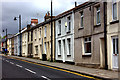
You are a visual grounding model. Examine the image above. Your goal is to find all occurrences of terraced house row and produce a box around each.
[1,1,120,71]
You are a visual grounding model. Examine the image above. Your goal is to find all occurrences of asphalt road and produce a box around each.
[0,55,98,80]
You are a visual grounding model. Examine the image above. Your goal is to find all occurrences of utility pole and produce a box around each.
[6,29,7,55]
[19,15,22,57]
[51,0,53,62]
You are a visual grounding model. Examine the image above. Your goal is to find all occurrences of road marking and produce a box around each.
[16,64,22,68]
[10,62,14,64]
[41,76,51,80]
[25,68,36,74]
[5,56,101,80]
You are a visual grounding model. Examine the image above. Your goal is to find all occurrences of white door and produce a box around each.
[112,37,118,69]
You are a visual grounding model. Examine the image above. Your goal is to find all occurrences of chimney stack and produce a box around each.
[75,2,77,7]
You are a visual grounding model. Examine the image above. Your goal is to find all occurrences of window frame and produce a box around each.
[96,6,100,25]
[44,26,47,37]
[35,46,38,55]
[58,40,61,55]
[80,11,84,28]
[112,36,118,55]
[84,37,91,55]
[58,20,61,35]
[112,0,117,20]
[67,16,71,32]
[67,38,71,55]
[44,42,46,54]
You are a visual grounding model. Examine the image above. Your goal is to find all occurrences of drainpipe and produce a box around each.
[51,0,53,62]
[104,2,108,70]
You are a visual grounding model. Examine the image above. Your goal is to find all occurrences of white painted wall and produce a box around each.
[55,12,74,62]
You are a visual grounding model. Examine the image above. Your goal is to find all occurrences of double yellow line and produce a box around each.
[5,55,101,80]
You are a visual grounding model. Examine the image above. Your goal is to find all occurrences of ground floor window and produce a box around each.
[35,46,38,55]
[84,37,91,54]
[67,38,71,55]
[58,40,61,55]
[112,37,118,54]
[44,43,46,54]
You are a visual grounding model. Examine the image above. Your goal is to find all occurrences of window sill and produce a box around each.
[110,20,119,24]
[82,54,91,57]
[94,23,101,27]
[78,27,84,30]
[67,31,71,34]
[58,55,61,57]
[67,54,71,57]
[58,33,61,36]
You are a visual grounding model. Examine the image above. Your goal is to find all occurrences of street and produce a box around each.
[0,55,98,80]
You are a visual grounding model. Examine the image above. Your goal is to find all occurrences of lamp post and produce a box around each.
[14,15,22,57]
[3,29,7,55]
[51,0,53,62]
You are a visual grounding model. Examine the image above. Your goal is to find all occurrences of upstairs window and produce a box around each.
[58,20,61,35]
[40,28,41,38]
[28,32,29,42]
[67,16,71,32]
[96,6,100,24]
[80,11,84,28]
[112,0,117,20]
[44,26,47,37]
[31,31,33,41]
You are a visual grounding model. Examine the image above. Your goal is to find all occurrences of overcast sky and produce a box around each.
[0,0,88,36]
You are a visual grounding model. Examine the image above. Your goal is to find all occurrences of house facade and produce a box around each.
[107,1,119,70]
[74,2,106,68]
[8,36,14,55]
[14,33,18,56]
[55,9,74,62]
[32,12,55,60]
[22,27,28,57]
[27,26,34,58]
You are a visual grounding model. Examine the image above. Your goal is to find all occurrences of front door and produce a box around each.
[112,37,118,69]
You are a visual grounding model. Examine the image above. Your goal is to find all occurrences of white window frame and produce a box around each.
[58,40,61,55]
[44,26,47,37]
[84,37,91,55]
[67,16,71,32]
[80,11,84,28]
[112,0,117,20]
[112,36,118,55]
[67,38,71,55]
[35,46,38,55]
[44,42,46,54]
[39,28,41,38]
[96,6,100,25]
[35,30,37,39]
[58,20,61,35]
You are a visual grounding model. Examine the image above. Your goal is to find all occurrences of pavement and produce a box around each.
[1,54,119,80]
